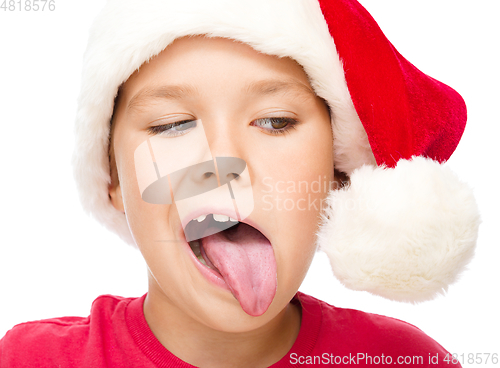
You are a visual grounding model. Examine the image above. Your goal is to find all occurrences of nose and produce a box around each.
[203,118,247,186]
[168,157,246,201]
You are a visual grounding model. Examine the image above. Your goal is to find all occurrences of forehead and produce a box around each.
[118,36,316,112]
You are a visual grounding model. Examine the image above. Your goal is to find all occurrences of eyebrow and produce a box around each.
[126,78,316,112]
[245,79,316,99]
[127,84,198,112]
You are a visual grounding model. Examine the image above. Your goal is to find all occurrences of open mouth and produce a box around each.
[183,214,277,317]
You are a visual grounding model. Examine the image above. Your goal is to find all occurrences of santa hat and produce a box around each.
[72,0,480,302]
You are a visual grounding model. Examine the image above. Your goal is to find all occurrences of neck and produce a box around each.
[143,277,301,368]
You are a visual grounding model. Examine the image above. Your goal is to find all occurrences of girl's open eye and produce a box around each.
[251,117,299,135]
[147,120,197,137]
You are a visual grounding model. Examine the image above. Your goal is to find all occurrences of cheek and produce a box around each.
[114,131,183,247]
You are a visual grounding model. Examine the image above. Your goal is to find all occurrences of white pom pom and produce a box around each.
[317,156,480,302]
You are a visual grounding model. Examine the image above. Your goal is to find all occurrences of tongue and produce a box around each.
[200,223,277,316]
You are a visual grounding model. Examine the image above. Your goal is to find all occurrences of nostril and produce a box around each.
[203,172,215,179]
[216,157,246,186]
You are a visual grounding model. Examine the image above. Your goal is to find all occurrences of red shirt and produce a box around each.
[0,292,460,367]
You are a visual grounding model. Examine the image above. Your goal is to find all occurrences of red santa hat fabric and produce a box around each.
[320,0,467,166]
[72,0,480,302]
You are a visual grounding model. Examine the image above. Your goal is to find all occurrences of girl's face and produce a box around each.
[109,36,334,332]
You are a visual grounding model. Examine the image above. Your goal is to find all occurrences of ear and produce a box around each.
[109,181,125,213]
[108,154,125,213]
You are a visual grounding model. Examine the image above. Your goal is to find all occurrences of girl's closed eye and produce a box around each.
[147,119,197,137]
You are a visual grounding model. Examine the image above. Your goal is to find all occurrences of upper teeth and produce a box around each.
[195,215,207,222]
[213,214,229,222]
[194,214,238,223]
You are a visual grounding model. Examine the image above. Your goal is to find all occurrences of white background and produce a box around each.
[0,1,499,366]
